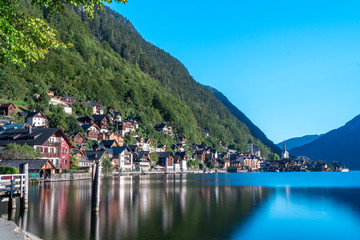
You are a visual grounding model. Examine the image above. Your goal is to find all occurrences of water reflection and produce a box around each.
[0,175,269,240]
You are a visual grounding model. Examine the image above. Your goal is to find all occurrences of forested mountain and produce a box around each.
[277,135,323,151]
[291,115,360,169]
[205,86,281,155]
[0,1,274,156]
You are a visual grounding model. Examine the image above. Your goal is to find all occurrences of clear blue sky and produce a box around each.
[107,0,360,143]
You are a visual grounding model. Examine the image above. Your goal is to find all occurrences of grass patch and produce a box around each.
[0,99,28,106]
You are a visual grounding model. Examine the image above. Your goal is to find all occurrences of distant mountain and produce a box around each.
[205,86,281,155]
[290,114,360,169]
[277,135,323,151]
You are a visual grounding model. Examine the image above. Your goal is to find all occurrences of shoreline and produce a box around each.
[0,218,41,240]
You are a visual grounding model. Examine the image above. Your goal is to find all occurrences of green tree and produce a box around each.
[48,105,68,131]
[101,156,113,176]
[206,161,216,169]
[0,166,19,174]
[0,0,127,66]
[271,153,280,161]
[1,143,41,159]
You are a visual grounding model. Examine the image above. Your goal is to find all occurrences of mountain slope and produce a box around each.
[291,115,360,169]
[277,135,323,151]
[0,1,274,156]
[205,86,281,155]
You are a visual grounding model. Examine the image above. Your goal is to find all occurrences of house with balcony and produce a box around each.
[174,152,188,171]
[81,124,101,141]
[87,101,104,115]
[0,127,72,170]
[157,152,174,170]
[19,111,48,128]
[112,146,134,171]
[118,121,135,137]
[134,151,151,170]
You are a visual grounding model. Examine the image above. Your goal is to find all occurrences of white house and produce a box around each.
[49,99,72,114]
[112,146,133,171]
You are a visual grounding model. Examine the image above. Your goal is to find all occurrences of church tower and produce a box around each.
[248,140,254,155]
[281,140,289,159]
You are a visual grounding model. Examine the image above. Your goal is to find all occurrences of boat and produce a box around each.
[341,168,350,172]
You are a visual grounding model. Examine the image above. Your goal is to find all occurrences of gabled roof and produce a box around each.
[0,103,15,108]
[101,140,117,148]
[0,159,55,171]
[85,150,107,161]
[92,114,109,121]
[81,124,100,131]
[157,152,173,159]
[175,151,187,160]
[136,151,150,159]
[0,123,26,134]
[128,145,138,152]
[0,128,71,146]
[112,146,132,155]
[19,111,47,119]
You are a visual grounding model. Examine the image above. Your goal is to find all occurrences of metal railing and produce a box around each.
[0,174,27,198]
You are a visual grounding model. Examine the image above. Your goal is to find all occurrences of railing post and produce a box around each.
[92,161,101,212]
[20,163,29,209]
[8,176,16,210]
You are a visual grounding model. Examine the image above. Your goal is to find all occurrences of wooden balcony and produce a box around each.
[42,152,60,158]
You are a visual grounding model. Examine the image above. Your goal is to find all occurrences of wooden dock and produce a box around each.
[0,163,28,210]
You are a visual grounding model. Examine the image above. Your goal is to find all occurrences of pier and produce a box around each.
[0,163,28,211]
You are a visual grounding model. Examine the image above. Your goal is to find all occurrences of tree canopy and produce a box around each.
[0,0,126,66]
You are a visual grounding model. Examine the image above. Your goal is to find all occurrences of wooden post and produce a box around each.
[92,161,101,212]
[8,176,16,210]
[20,163,29,209]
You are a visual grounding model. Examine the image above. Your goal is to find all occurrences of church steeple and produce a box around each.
[283,140,286,152]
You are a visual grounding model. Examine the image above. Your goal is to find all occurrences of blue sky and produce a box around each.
[107,0,360,143]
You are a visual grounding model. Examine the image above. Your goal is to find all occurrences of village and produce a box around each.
[0,92,343,180]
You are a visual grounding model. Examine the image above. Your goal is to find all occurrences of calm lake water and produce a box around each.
[1,172,360,240]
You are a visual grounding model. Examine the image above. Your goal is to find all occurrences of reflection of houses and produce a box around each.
[19,111,48,127]
[134,151,151,170]
[157,152,174,170]
[0,127,71,170]
[112,146,134,171]
[0,159,56,179]
[0,103,16,116]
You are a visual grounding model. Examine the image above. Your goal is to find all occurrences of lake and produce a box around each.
[1,172,360,240]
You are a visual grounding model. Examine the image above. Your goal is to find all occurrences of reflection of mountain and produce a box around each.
[0,176,270,240]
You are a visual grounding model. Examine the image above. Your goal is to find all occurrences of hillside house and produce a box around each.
[174,152,188,171]
[155,122,173,134]
[134,151,151,170]
[62,96,77,106]
[0,103,16,116]
[157,152,174,170]
[19,111,48,128]
[88,101,104,115]
[99,132,123,146]
[0,127,72,170]
[72,132,87,147]
[112,146,134,171]
[81,124,101,141]
[49,98,72,114]
[118,121,135,137]
[135,137,151,151]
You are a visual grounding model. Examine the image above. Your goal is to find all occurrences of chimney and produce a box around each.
[28,126,32,134]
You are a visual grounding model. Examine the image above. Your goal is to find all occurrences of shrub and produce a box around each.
[0,166,19,174]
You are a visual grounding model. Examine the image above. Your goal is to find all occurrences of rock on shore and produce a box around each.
[0,218,41,240]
